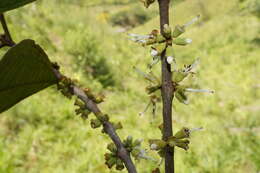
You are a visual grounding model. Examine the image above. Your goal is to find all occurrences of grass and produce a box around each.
[0,0,259,172]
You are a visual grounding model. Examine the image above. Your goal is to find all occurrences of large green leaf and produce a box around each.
[0,0,36,13]
[0,39,58,113]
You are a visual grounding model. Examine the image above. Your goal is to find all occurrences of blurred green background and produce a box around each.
[0,0,259,172]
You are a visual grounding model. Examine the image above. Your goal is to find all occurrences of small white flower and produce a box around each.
[185,38,192,44]
[151,49,158,57]
[166,56,174,64]
[150,144,158,150]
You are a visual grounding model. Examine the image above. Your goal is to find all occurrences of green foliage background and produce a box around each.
[0,0,259,172]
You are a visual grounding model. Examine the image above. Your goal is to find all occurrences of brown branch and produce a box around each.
[0,13,15,48]
[158,0,175,173]
[52,69,138,173]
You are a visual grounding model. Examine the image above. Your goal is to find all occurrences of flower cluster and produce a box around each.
[105,136,154,170]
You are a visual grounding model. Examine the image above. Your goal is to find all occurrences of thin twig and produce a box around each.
[0,13,15,48]
[52,69,138,173]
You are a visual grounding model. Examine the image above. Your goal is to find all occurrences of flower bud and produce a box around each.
[149,139,167,151]
[75,108,84,115]
[96,113,109,122]
[156,34,166,43]
[107,143,117,153]
[90,118,102,129]
[152,43,167,55]
[126,136,133,145]
[81,109,91,119]
[115,159,124,170]
[172,25,185,38]
[105,157,117,168]
[112,122,123,130]
[140,0,155,8]
[145,85,161,94]
[83,88,95,100]
[173,38,192,46]
[74,99,85,108]
[133,139,142,147]
[172,70,188,83]
[174,127,190,139]
[175,88,189,105]
[163,24,172,39]
[131,148,141,158]
[93,94,105,104]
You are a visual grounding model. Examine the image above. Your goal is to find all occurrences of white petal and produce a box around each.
[185,38,192,44]
[151,49,158,57]
[167,56,174,64]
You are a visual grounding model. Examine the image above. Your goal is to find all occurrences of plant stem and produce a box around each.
[158,0,175,173]
[0,13,15,48]
[52,69,138,173]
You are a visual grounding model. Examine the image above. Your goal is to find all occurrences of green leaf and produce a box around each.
[0,39,58,113]
[0,0,36,13]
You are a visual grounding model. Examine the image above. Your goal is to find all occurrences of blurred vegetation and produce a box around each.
[0,0,259,172]
[109,5,155,29]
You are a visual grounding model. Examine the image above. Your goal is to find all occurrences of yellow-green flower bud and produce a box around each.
[175,89,188,105]
[172,25,185,38]
[106,157,117,168]
[107,143,117,153]
[112,122,123,130]
[74,99,85,108]
[172,70,188,83]
[163,24,172,39]
[174,127,190,139]
[93,94,105,104]
[90,118,102,129]
[145,85,161,94]
[152,43,167,55]
[131,148,141,158]
[96,114,109,122]
[173,38,192,46]
[115,159,124,170]
[133,139,142,147]
[148,139,167,150]
[156,34,166,43]
[175,142,189,151]
[81,109,91,119]
[75,108,83,115]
